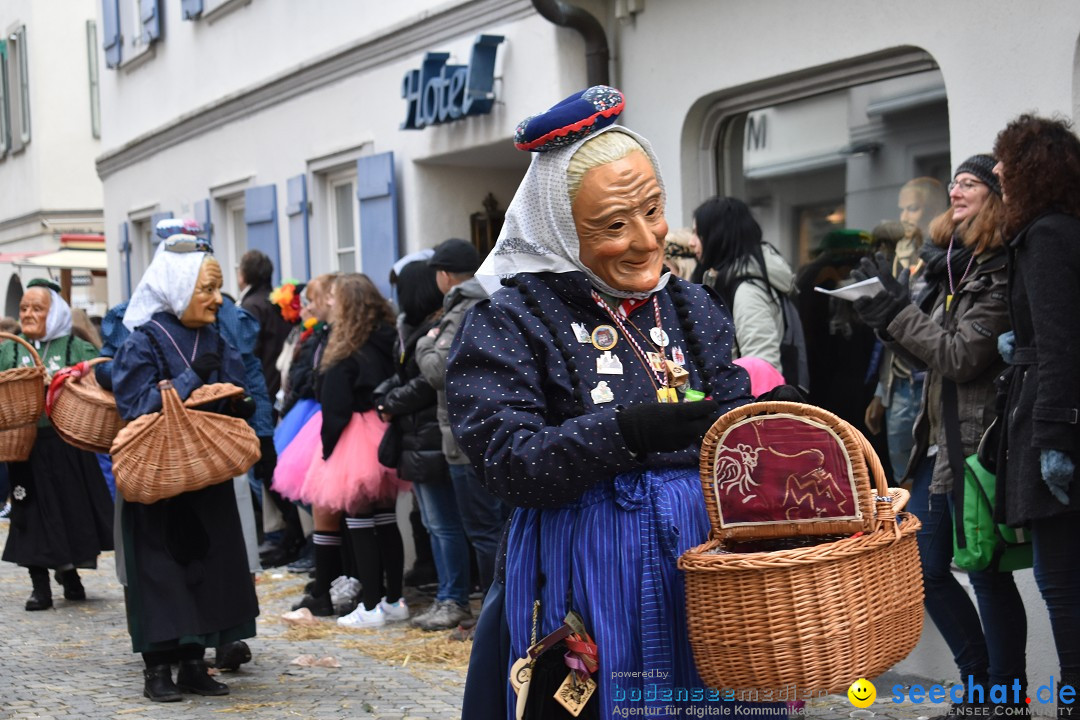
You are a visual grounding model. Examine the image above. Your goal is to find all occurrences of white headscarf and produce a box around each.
[32,285,72,343]
[475,124,671,300]
[123,241,209,331]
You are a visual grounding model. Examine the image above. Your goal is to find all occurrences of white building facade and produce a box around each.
[0,0,105,318]
[95,0,1080,690]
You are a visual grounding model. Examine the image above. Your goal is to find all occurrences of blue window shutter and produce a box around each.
[102,0,122,68]
[194,198,212,245]
[118,222,132,299]
[150,210,173,245]
[356,152,399,300]
[140,0,162,43]
[244,184,281,287]
[181,0,203,20]
[286,174,310,281]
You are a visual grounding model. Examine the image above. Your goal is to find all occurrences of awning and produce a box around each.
[15,248,108,271]
[0,250,50,263]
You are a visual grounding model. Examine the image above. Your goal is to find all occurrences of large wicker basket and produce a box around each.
[111,380,261,504]
[678,401,923,694]
[0,332,46,429]
[47,357,127,453]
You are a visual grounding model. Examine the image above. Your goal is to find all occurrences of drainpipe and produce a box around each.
[531,0,610,87]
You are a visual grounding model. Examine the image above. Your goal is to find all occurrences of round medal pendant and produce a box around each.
[649,327,670,347]
[590,325,618,351]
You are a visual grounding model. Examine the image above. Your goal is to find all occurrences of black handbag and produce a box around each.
[377,421,403,469]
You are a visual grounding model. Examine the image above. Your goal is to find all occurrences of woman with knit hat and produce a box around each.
[851,153,1026,718]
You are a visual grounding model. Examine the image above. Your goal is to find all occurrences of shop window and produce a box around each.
[707,63,951,444]
[86,21,101,139]
[714,68,950,265]
[4,25,30,152]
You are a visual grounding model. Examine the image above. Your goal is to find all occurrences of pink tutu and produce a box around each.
[272,411,323,502]
[275,410,407,513]
[733,356,785,397]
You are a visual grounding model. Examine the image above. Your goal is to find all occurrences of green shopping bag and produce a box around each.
[952,453,1032,573]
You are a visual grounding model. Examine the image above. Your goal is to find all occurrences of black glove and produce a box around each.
[850,253,910,331]
[191,351,222,382]
[616,399,720,455]
[94,362,114,391]
[254,436,277,480]
[756,384,808,403]
[227,395,256,420]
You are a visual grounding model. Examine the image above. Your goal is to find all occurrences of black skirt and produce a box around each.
[121,480,259,653]
[2,426,114,569]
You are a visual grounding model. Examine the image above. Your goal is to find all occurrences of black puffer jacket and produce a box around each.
[374,314,446,484]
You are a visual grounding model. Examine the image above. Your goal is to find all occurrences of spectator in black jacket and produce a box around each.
[376,261,472,632]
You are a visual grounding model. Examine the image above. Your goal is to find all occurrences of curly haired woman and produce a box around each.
[993,114,1080,714]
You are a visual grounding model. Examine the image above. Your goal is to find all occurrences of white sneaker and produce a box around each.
[336,604,386,629]
[330,577,361,605]
[378,597,409,622]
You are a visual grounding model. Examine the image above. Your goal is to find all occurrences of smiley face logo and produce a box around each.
[848,678,876,708]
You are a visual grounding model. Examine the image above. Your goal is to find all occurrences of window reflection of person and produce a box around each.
[866,177,948,481]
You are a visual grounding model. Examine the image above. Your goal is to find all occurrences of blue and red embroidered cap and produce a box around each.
[514,85,625,152]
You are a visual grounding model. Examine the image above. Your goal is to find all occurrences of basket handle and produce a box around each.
[85,356,112,368]
[0,331,44,370]
[184,382,245,408]
[856,429,907,538]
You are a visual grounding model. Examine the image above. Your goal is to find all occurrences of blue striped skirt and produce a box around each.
[503,466,788,716]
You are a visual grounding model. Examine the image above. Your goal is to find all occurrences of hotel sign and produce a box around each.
[401,34,504,130]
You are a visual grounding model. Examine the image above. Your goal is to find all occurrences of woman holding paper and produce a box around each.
[851,154,1025,716]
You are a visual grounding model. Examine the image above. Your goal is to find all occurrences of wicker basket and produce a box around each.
[111,380,261,504]
[0,332,46,430]
[0,423,37,462]
[678,401,924,694]
[48,357,127,453]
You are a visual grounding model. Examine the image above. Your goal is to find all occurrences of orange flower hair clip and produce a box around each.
[270,280,304,324]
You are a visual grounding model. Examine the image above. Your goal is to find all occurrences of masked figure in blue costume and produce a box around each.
[110,237,259,702]
[447,87,786,718]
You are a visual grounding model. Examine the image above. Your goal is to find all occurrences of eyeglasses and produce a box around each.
[948,179,985,193]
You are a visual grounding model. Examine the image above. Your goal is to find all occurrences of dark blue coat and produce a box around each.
[446,272,751,509]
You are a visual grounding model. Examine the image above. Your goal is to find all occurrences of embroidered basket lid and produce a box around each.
[513,85,625,152]
[699,402,876,541]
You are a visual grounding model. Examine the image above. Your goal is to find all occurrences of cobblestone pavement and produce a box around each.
[4,521,1050,720]
[0,523,468,720]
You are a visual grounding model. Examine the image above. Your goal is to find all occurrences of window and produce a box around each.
[4,25,30,151]
[328,171,359,272]
[224,196,246,295]
[86,21,100,139]
[0,40,9,155]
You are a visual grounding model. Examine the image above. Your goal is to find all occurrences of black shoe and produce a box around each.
[291,592,334,616]
[25,590,53,611]
[403,562,438,588]
[214,641,252,671]
[143,664,182,702]
[176,659,229,696]
[55,569,86,601]
[303,579,316,595]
